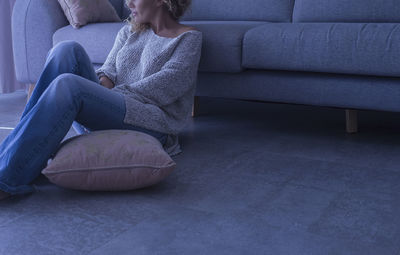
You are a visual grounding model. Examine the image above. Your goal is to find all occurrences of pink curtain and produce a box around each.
[0,0,28,94]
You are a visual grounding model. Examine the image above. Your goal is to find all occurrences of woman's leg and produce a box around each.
[0,41,168,196]
[0,40,90,197]
[0,74,87,196]
[23,40,98,136]
[0,40,99,156]
[0,73,167,196]
[20,40,100,120]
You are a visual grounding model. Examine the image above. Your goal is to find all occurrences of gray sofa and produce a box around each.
[12,0,400,133]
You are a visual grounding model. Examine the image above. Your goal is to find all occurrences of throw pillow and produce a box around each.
[57,0,121,29]
[41,129,176,191]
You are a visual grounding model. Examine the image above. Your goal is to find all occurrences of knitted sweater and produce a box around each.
[95,24,203,157]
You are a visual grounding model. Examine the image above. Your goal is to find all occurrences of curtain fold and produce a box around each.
[0,0,28,94]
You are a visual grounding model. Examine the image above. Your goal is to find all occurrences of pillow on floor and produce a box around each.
[41,130,176,191]
[57,0,121,29]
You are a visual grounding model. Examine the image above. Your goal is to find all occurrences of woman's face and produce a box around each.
[127,0,159,23]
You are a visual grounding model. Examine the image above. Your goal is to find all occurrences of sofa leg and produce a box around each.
[27,83,35,104]
[192,96,199,117]
[345,109,358,133]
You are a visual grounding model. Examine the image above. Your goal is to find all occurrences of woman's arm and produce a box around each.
[95,25,130,84]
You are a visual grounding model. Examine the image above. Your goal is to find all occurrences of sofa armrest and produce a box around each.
[12,0,69,83]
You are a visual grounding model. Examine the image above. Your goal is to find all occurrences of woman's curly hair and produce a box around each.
[123,0,193,34]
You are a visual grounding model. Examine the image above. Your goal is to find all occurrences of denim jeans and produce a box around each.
[0,40,168,196]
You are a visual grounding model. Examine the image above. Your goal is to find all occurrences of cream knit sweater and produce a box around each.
[95,24,203,157]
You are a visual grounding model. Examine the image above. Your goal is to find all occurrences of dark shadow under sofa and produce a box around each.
[12,0,400,134]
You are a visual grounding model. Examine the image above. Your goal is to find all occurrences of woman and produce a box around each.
[0,0,203,200]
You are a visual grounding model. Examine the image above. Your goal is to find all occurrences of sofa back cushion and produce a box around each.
[293,0,400,22]
[121,0,294,22]
[119,0,292,22]
[183,0,294,22]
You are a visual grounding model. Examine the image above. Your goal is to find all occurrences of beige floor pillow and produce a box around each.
[41,130,176,191]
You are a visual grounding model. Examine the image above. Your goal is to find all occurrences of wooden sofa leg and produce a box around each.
[27,83,35,104]
[345,109,358,133]
[192,96,199,117]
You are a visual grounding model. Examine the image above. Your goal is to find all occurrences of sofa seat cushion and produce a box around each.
[242,23,400,78]
[54,21,269,73]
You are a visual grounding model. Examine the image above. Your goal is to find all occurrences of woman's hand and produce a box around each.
[99,76,115,89]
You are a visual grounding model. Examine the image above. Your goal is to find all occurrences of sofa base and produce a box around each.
[26,83,358,134]
[192,96,200,117]
[345,109,358,133]
[27,83,35,104]
[190,95,359,134]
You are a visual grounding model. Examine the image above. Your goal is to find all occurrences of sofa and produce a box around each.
[12,0,400,134]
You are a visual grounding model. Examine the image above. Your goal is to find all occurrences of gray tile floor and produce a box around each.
[1,89,400,255]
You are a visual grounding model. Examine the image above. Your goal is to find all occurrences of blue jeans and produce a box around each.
[0,40,168,196]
